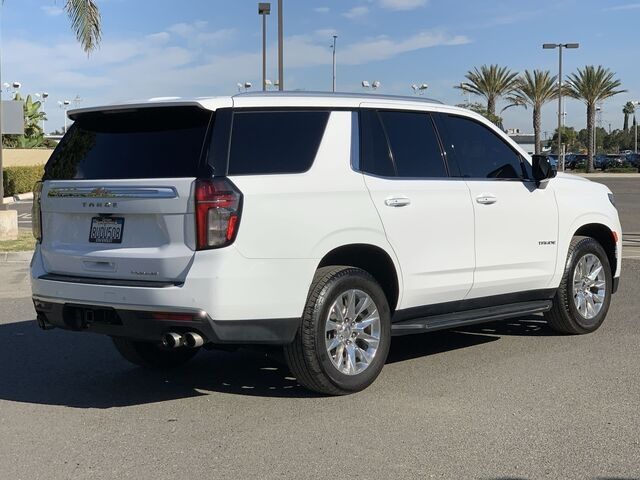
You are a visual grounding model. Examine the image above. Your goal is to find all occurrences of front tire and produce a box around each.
[112,337,200,369]
[284,266,391,395]
[545,236,612,334]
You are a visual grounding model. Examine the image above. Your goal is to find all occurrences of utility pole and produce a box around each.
[331,35,337,93]
[258,3,271,91]
[277,0,284,91]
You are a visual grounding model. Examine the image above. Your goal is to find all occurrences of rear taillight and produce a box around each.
[32,182,43,243]
[195,178,242,250]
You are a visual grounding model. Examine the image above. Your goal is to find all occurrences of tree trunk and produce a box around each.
[587,103,595,173]
[533,105,541,155]
[624,113,629,131]
[487,96,496,117]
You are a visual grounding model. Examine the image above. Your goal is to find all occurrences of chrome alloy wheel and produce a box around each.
[572,253,607,320]
[325,289,381,376]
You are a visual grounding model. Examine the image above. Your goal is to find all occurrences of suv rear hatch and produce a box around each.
[38,105,213,284]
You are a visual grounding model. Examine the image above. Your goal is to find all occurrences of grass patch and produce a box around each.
[0,229,36,252]
[605,167,638,173]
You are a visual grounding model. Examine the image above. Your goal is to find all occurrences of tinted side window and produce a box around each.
[228,111,330,175]
[360,109,395,177]
[442,115,523,179]
[378,111,447,178]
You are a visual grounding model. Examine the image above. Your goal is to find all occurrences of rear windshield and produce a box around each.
[44,106,213,180]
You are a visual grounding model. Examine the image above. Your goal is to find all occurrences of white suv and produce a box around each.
[31,92,622,395]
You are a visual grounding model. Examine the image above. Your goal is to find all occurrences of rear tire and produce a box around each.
[112,337,199,369]
[284,266,391,395]
[545,236,612,334]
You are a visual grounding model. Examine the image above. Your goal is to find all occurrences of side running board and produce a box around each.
[391,301,552,336]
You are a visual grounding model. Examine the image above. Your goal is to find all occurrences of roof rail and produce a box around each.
[233,90,443,105]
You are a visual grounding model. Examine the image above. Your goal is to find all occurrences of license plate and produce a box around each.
[89,217,124,244]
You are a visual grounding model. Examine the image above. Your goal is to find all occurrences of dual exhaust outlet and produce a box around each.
[162,331,204,349]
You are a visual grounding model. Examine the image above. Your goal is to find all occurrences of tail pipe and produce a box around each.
[184,332,204,348]
[161,332,204,349]
[162,332,184,349]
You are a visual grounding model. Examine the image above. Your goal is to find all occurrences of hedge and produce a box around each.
[2,165,45,197]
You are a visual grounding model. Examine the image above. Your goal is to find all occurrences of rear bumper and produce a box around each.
[32,295,300,345]
[32,244,317,321]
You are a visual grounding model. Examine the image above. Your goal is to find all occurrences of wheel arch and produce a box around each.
[317,244,401,313]
[573,223,618,278]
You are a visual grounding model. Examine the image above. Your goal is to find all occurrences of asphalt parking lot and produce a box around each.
[1,177,639,479]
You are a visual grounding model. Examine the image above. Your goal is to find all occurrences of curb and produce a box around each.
[14,192,34,201]
[575,173,640,178]
[0,251,33,263]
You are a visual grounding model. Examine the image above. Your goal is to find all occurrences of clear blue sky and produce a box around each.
[2,0,638,135]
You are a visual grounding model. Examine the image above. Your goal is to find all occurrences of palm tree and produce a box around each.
[0,1,101,201]
[456,64,519,117]
[506,70,558,154]
[565,66,626,172]
[1,1,101,53]
[623,101,635,131]
[65,0,102,53]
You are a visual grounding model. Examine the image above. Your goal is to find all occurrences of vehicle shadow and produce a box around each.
[487,477,639,480]
[0,314,556,408]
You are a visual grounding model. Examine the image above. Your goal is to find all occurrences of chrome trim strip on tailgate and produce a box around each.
[47,186,178,199]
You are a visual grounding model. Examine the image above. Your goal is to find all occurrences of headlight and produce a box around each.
[608,193,616,207]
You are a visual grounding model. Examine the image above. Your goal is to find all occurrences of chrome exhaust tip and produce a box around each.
[162,332,184,349]
[184,332,204,348]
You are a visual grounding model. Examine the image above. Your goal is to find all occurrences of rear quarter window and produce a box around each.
[227,110,330,175]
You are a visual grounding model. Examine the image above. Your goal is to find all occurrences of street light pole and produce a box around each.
[0,3,5,207]
[558,44,563,169]
[277,0,284,91]
[59,100,71,133]
[258,3,271,92]
[332,35,337,93]
[633,101,639,154]
[543,42,579,172]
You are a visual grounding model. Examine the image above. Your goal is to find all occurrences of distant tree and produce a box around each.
[565,66,626,172]
[623,101,635,131]
[549,126,579,152]
[456,102,503,128]
[456,64,519,117]
[506,70,558,154]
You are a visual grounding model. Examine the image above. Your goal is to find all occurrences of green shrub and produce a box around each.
[2,165,45,197]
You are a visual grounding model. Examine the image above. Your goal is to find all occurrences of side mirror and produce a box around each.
[532,155,557,188]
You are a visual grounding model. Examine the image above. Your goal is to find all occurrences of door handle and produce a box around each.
[475,194,497,205]
[385,197,411,207]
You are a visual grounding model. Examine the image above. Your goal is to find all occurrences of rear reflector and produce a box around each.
[150,312,196,322]
[32,182,43,243]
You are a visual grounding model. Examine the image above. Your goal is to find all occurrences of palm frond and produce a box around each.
[455,64,519,115]
[507,70,558,109]
[565,65,626,105]
[65,0,102,54]
[456,64,519,97]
